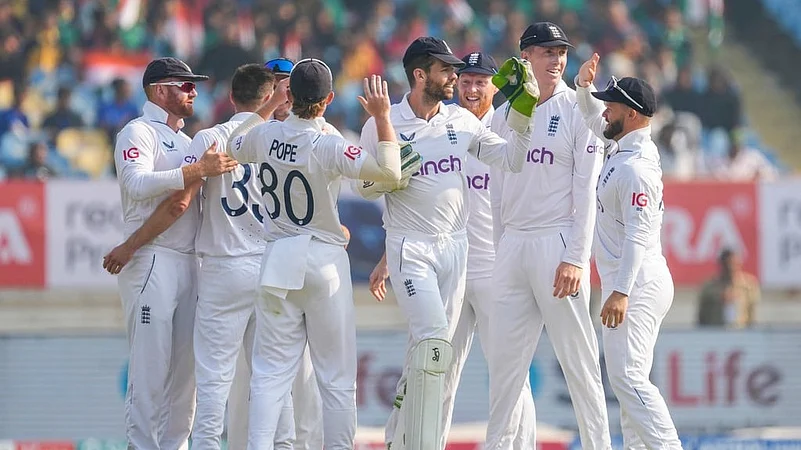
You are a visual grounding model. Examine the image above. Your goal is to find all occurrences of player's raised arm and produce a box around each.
[351,76,422,200]
[466,57,538,173]
[574,53,612,145]
[355,75,403,182]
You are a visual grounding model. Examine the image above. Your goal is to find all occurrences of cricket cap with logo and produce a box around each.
[289,58,333,103]
[519,22,574,50]
[591,76,657,117]
[457,52,498,76]
[142,57,209,87]
[403,37,466,68]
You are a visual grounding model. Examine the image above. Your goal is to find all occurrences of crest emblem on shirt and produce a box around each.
[445,123,457,145]
[399,132,416,143]
[163,140,177,151]
[547,115,560,137]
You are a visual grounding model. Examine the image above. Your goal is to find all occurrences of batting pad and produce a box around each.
[396,338,453,450]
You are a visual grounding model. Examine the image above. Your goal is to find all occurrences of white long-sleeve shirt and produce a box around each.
[114,101,198,253]
[575,82,670,296]
[183,112,267,257]
[490,81,603,269]
[359,94,530,237]
[231,114,364,246]
[465,107,495,280]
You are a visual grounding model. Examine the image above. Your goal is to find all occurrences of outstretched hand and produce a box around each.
[358,75,391,120]
[577,53,600,88]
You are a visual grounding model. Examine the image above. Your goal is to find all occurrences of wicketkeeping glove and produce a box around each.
[492,57,540,134]
[357,144,422,199]
[397,143,422,189]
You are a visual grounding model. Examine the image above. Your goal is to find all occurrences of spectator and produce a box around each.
[711,129,778,181]
[42,86,84,139]
[655,107,704,180]
[16,141,58,181]
[0,85,29,138]
[662,65,704,118]
[699,64,742,133]
[96,78,139,141]
[698,248,760,328]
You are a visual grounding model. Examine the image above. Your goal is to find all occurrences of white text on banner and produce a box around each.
[45,180,123,288]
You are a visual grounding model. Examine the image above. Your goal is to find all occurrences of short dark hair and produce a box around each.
[231,64,275,107]
[404,54,437,88]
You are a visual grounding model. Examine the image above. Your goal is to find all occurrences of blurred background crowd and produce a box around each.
[0,0,790,183]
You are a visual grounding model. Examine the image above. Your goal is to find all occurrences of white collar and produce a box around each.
[143,101,184,131]
[399,93,447,122]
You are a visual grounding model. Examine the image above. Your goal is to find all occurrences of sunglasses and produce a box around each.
[265,58,294,75]
[605,76,644,111]
[149,81,196,93]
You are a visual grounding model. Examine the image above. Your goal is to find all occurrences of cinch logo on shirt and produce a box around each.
[414,155,462,176]
[466,173,489,190]
[527,147,554,165]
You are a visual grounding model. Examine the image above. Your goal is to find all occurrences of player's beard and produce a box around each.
[459,93,493,119]
[424,77,453,103]
[603,118,624,140]
[166,91,194,118]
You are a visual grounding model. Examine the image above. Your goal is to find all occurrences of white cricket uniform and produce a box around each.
[357,94,531,446]
[231,114,365,450]
[440,106,533,449]
[114,101,199,450]
[576,83,681,449]
[486,81,611,450]
[185,112,321,450]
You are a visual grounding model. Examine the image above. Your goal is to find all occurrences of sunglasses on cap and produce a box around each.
[265,58,294,75]
[149,81,196,93]
[605,76,644,111]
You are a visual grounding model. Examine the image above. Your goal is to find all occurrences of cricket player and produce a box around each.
[355,37,539,450]
[367,51,534,448]
[106,57,237,450]
[183,64,294,450]
[227,59,410,449]
[226,57,324,450]
[485,22,612,450]
[576,53,682,449]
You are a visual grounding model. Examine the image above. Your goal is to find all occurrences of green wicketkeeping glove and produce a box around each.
[492,57,540,133]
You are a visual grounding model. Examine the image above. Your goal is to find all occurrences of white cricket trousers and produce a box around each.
[383,230,468,446]
[441,276,535,449]
[486,228,611,450]
[601,263,682,450]
[248,240,357,450]
[117,245,198,450]
[192,255,295,450]
[228,338,323,450]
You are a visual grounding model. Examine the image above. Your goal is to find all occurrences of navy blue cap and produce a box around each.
[457,52,498,76]
[403,37,466,68]
[592,76,657,117]
[142,57,208,87]
[519,22,574,50]
[289,58,333,103]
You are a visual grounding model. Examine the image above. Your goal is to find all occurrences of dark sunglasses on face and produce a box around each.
[605,76,644,111]
[265,58,294,75]
[149,81,197,93]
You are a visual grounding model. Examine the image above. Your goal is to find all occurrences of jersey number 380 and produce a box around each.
[221,162,315,227]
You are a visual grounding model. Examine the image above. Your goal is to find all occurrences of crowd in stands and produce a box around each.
[0,0,783,182]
